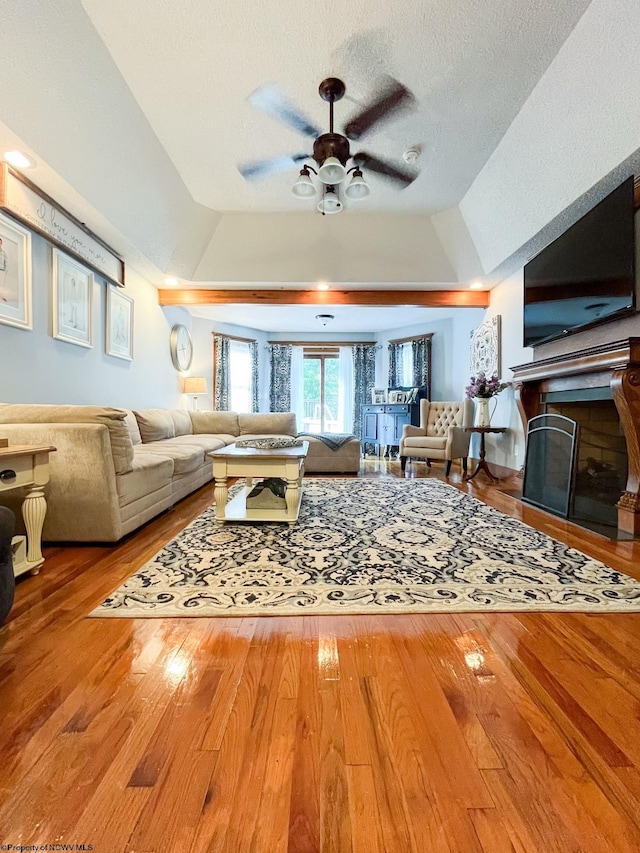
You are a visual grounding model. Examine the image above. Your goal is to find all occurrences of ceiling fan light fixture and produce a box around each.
[344,168,370,200]
[318,156,347,185]
[291,166,317,198]
[317,185,343,215]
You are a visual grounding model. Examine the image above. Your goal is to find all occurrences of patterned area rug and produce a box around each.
[91,479,640,617]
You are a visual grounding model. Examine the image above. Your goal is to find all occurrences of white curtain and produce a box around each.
[338,346,354,434]
[290,345,305,434]
[401,342,413,385]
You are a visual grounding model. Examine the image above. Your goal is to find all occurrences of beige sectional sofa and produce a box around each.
[0,405,361,542]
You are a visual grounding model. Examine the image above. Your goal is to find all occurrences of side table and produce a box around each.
[0,444,56,576]
[463,427,506,483]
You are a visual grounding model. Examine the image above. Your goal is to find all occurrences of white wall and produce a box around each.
[478,270,534,469]
[0,229,191,408]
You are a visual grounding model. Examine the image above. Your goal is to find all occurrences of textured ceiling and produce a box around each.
[81,0,591,215]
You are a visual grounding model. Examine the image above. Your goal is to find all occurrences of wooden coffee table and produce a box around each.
[208,441,309,525]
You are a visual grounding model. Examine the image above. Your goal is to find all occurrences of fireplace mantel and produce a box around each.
[511,337,640,536]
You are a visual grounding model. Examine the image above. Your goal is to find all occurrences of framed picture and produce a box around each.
[52,248,93,347]
[106,285,133,360]
[0,212,32,330]
[371,388,387,404]
[388,390,407,404]
[470,315,501,377]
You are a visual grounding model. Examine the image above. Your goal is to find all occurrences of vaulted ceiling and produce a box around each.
[1,0,639,292]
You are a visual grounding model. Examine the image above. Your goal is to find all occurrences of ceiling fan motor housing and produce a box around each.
[313,132,350,167]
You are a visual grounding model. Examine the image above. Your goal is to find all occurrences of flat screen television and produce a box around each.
[523,176,636,348]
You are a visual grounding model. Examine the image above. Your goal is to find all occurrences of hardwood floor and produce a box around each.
[2,459,640,852]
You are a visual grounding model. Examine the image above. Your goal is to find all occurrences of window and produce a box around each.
[400,342,413,385]
[302,347,340,433]
[229,339,252,412]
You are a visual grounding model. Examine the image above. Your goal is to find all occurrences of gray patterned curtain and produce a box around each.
[412,337,432,397]
[387,342,403,388]
[269,344,292,412]
[352,344,376,439]
[213,334,230,411]
[250,341,259,412]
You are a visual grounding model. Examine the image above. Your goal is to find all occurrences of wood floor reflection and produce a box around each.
[2,458,640,852]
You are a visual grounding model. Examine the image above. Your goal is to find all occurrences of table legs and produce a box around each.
[464,433,499,483]
[214,476,229,522]
[22,485,47,573]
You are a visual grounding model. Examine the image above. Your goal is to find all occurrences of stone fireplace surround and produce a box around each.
[512,337,640,536]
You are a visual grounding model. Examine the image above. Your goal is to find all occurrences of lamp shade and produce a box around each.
[317,186,343,215]
[318,156,346,185]
[344,169,370,200]
[183,376,207,395]
[291,168,317,198]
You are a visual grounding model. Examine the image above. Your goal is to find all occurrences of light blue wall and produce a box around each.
[376,311,484,400]
[190,316,269,411]
[0,228,191,408]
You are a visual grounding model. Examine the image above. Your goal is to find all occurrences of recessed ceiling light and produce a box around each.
[316,282,329,291]
[164,277,178,286]
[469,281,484,290]
[4,150,32,169]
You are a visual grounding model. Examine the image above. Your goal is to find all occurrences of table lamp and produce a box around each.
[183,376,207,410]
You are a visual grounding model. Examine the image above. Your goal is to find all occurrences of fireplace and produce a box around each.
[522,392,628,533]
[512,337,640,537]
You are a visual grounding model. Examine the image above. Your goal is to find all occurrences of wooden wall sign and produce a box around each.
[0,164,125,287]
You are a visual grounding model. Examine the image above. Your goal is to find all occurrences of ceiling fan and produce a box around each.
[238,76,418,214]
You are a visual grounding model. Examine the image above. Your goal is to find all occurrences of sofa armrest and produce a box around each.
[0,423,122,542]
[445,426,471,459]
[402,424,425,439]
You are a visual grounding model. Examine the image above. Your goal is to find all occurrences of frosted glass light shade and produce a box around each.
[317,187,343,214]
[291,171,317,198]
[344,171,370,200]
[318,156,346,185]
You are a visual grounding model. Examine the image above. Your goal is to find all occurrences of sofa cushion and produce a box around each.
[190,411,239,436]
[123,410,142,445]
[168,434,227,453]
[169,409,193,436]
[0,403,134,474]
[134,409,176,442]
[238,412,296,436]
[117,447,174,506]
[141,440,205,475]
[402,435,448,450]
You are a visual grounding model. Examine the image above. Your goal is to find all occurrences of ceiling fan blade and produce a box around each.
[344,78,416,141]
[248,85,322,138]
[238,153,310,181]
[353,152,417,187]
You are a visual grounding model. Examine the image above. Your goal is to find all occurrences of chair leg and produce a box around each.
[400,456,407,472]
[462,457,468,475]
[445,460,452,476]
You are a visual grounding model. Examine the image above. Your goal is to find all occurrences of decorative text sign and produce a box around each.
[0,164,125,286]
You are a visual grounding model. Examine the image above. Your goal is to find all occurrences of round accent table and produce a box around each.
[463,426,506,483]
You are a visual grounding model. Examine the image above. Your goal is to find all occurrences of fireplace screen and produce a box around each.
[522,414,578,518]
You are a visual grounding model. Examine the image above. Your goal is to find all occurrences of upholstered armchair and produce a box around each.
[399,398,474,475]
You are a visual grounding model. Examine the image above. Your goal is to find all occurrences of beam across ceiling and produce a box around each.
[158,289,489,308]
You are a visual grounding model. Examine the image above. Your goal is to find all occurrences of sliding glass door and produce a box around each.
[302,348,340,433]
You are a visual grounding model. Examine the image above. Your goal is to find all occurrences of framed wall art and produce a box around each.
[371,388,387,404]
[470,315,501,377]
[106,285,133,361]
[0,211,32,330]
[52,248,93,348]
